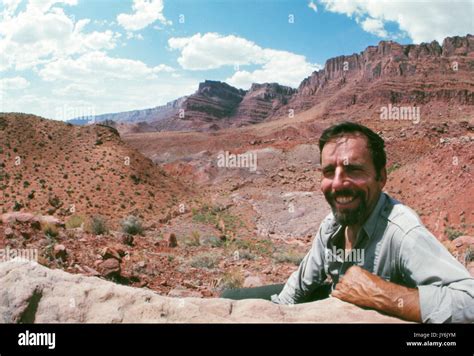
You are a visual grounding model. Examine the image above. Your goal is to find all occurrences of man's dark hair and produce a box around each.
[318,121,386,180]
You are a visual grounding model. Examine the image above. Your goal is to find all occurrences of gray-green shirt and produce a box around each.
[272,192,474,323]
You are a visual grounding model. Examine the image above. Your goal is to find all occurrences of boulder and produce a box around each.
[53,244,67,260]
[97,258,121,278]
[0,261,408,323]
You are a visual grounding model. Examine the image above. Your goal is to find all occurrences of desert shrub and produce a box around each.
[192,204,242,232]
[200,235,223,248]
[121,215,143,235]
[65,215,85,229]
[233,249,256,260]
[445,226,464,241]
[42,223,58,238]
[130,174,141,184]
[273,250,305,265]
[387,162,401,174]
[219,269,244,290]
[184,231,201,246]
[232,238,273,256]
[189,252,221,269]
[13,201,23,211]
[464,246,473,263]
[87,215,108,235]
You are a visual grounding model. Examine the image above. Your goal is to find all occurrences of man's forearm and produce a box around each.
[360,277,421,322]
[331,266,422,322]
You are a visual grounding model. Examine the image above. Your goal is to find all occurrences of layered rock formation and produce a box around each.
[231,83,296,126]
[75,35,473,133]
[287,34,474,114]
[0,261,407,323]
[152,80,246,131]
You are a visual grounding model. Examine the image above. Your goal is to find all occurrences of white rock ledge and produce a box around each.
[0,261,407,323]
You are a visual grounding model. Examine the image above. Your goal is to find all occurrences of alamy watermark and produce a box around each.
[55,104,96,122]
[216,151,258,172]
[0,247,38,263]
[325,246,365,264]
[380,104,420,124]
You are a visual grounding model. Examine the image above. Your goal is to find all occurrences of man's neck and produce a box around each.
[344,225,361,251]
[343,191,383,249]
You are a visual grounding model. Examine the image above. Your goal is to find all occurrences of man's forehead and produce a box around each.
[321,133,370,161]
[323,133,368,150]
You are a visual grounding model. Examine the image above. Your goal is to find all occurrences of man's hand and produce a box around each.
[331,265,381,308]
[331,265,422,322]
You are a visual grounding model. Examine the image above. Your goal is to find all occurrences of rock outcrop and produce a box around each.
[288,34,474,113]
[0,261,406,323]
[152,80,246,131]
[231,83,296,126]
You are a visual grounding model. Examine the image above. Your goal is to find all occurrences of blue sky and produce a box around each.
[0,0,472,120]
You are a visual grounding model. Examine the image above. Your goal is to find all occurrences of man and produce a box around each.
[222,122,473,323]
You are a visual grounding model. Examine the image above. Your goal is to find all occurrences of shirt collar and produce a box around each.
[360,192,387,240]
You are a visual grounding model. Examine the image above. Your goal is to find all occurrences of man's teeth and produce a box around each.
[335,196,355,204]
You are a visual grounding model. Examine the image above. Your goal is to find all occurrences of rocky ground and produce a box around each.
[1,114,472,301]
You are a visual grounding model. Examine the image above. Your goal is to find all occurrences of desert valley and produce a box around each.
[0,34,473,322]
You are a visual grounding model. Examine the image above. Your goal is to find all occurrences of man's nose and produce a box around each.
[332,167,348,190]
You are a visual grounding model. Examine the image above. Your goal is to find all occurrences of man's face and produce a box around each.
[320,133,386,227]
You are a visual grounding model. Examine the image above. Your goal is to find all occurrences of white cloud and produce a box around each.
[25,0,78,13]
[52,83,105,97]
[361,17,388,38]
[39,51,175,82]
[168,32,320,88]
[308,1,318,13]
[126,32,144,40]
[0,1,121,71]
[0,0,195,120]
[168,33,265,70]
[227,49,321,89]
[117,0,171,32]
[319,0,473,43]
[0,76,30,90]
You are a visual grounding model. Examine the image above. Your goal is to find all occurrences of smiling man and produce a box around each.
[270,121,474,323]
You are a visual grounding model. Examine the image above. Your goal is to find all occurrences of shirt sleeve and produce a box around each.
[271,224,328,304]
[399,226,474,323]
